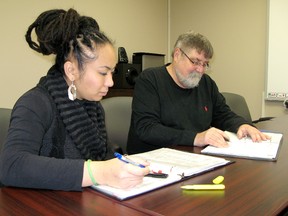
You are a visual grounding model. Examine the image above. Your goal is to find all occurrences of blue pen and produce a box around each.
[114,152,145,168]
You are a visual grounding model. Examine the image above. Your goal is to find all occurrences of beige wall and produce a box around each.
[1,0,287,119]
[170,0,287,119]
[0,0,168,108]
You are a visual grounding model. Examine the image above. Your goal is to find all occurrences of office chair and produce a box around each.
[0,108,12,187]
[101,96,132,154]
[0,108,12,152]
[221,92,274,124]
[222,92,253,123]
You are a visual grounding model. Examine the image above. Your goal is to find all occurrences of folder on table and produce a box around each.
[201,131,283,161]
[92,148,232,200]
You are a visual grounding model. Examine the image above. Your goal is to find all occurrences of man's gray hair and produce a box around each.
[172,31,214,59]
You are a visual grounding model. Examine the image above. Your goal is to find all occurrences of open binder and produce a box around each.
[201,131,283,161]
[92,148,231,200]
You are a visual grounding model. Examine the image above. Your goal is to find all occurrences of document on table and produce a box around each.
[201,131,283,161]
[92,148,231,200]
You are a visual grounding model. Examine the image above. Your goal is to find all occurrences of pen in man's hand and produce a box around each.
[114,152,146,168]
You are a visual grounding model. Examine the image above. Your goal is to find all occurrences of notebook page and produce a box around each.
[201,131,283,160]
[92,171,181,200]
[136,148,230,176]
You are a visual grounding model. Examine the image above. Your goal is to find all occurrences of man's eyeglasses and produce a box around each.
[179,48,210,71]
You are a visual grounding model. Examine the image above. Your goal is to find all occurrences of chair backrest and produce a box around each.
[0,108,12,153]
[101,96,132,154]
[221,92,252,123]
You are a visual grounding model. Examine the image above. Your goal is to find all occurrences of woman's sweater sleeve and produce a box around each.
[0,89,84,191]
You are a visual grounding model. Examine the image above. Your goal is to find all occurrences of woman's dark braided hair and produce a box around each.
[25,9,111,160]
[25,8,112,74]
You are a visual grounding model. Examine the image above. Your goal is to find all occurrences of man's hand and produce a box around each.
[237,124,270,142]
[194,127,229,148]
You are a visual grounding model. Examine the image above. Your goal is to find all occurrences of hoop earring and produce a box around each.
[68,81,77,101]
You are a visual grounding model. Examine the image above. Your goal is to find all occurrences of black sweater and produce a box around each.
[127,65,249,154]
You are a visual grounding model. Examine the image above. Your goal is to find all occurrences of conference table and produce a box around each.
[0,116,288,215]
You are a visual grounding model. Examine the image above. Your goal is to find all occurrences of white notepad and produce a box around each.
[92,148,231,200]
[201,131,283,161]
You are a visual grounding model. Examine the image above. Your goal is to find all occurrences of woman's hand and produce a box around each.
[83,157,150,189]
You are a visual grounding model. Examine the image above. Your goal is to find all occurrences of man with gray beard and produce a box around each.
[127,31,269,154]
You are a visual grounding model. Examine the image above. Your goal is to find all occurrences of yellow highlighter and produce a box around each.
[181,184,225,190]
[213,175,224,184]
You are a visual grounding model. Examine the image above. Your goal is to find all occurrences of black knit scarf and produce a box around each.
[38,66,107,160]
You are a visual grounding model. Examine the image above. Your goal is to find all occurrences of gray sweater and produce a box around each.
[0,86,111,191]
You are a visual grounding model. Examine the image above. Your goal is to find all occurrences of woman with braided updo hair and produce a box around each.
[0,8,149,191]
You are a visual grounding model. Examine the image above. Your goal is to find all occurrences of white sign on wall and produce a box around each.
[266,0,288,101]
